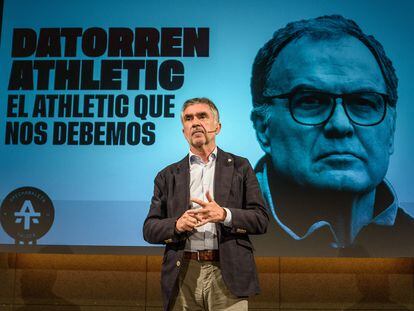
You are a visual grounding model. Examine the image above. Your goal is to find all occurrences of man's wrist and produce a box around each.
[175,219,183,233]
[221,207,227,221]
[221,207,232,227]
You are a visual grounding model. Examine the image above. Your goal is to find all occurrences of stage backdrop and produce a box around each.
[0,0,413,256]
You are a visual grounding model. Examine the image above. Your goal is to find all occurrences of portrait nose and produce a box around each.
[191,118,201,126]
[323,98,354,138]
[192,120,200,128]
[191,119,203,131]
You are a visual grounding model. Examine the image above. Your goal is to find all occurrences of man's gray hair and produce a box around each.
[251,14,398,126]
[181,97,220,123]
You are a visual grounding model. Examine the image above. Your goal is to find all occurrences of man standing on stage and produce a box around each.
[144,97,268,310]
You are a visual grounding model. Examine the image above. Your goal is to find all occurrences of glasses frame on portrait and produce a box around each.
[261,89,390,126]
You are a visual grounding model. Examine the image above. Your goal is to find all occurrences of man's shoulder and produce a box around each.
[217,148,251,167]
[219,150,247,161]
[155,154,188,178]
[394,207,414,229]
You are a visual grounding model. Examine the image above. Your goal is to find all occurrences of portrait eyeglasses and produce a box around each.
[262,90,390,126]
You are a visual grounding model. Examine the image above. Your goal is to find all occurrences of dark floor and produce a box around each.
[0,253,413,310]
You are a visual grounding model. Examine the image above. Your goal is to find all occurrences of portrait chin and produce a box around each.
[307,168,377,193]
[190,135,206,147]
[304,156,389,193]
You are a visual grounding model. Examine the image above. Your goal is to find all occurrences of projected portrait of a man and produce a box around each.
[251,15,414,256]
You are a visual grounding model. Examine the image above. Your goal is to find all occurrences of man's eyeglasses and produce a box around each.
[262,90,390,126]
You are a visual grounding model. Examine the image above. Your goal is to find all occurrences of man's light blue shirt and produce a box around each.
[185,148,232,251]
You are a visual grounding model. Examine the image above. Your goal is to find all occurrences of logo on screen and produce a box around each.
[0,187,54,245]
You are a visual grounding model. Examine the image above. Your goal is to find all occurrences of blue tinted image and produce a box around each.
[0,0,413,256]
[251,15,414,256]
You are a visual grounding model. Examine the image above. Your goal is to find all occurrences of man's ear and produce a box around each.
[215,122,222,135]
[388,108,396,155]
[253,114,271,154]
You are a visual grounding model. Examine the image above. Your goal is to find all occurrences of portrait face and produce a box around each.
[257,35,396,193]
[182,103,221,149]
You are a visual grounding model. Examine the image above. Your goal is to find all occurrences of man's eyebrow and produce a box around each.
[287,84,384,94]
[289,84,324,93]
[264,84,321,96]
[345,87,384,93]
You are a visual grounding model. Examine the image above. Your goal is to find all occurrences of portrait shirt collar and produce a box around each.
[189,147,217,166]
[257,160,399,245]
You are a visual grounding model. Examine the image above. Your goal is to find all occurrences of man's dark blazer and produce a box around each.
[143,148,269,310]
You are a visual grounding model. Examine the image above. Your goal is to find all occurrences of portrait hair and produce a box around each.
[181,97,220,123]
[251,14,398,127]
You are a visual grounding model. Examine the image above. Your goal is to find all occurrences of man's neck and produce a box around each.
[268,171,376,247]
[190,143,216,163]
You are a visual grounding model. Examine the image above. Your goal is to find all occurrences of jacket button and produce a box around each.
[176,261,181,267]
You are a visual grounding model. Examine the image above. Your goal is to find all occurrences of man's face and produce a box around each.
[257,35,395,193]
[182,103,221,149]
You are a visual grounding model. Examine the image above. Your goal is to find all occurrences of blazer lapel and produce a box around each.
[214,148,234,206]
[174,155,191,216]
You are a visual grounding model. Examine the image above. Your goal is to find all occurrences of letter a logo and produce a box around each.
[14,200,41,230]
[0,187,54,244]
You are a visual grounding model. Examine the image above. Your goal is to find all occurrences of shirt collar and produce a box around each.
[257,160,399,244]
[371,178,399,225]
[189,147,217,165]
